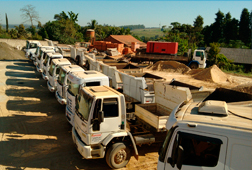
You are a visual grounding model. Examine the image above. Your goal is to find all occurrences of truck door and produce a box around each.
[91,98,121,138]
[164,130,227,170]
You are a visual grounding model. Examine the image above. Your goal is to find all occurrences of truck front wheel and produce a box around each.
[189,63,199,69]
[106,142,131,169]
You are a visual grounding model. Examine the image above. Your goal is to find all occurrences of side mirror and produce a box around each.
[176,145,184,170]
[98,110,104,123]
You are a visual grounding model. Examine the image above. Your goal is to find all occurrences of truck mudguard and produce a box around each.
[102,131,128,146]
[101,131,139,159]
[188,60,200,67]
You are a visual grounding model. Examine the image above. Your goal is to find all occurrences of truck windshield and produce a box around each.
[49,63,55,76]
[35,47,39,55]
[68,80,80,96]
[76,92,93,121]
[44,55,49,65]
[26,41,29,49]
[158,126,176,163]
[58,69,66,85]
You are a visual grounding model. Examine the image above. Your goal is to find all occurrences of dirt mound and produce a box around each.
[192,65,230,83]
[147,61,191,74]
[0,42,26,60]
[232,83,252,95]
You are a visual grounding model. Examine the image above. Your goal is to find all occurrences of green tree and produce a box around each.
[87,19,98,30]
[193,15,204,32]
[207,42,221,65]
[20,4,39,26]
[239,8,251,46]
[15,24,27,39]
[212,10,224,43]
[5,13,8,33]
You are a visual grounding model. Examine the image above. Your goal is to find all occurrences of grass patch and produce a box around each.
[131,28,165,38]
[222,70,252,78]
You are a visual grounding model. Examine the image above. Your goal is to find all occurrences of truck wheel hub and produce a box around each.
[114,149,126,164]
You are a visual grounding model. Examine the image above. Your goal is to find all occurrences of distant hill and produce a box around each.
[131,28,165,39]
[1,24,32,29]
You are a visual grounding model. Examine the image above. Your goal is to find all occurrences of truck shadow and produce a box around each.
[6,65,36,72]
[5,71,40,79]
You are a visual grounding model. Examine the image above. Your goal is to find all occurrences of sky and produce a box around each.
[0,1,251,28]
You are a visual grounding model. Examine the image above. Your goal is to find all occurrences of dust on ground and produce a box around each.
[0,42,26,60]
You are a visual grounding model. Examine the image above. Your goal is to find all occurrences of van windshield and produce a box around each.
[68,80,80,96]
[76,92,93,121]
[58,69,66,85]
[49,63,56,76]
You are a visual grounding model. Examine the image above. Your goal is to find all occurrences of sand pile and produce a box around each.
[0,42,26,60]
[192,65,230,83]
[147,61,191,74]
[232,83,252,95]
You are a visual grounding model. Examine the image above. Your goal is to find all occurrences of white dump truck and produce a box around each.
[55,65,84,105]
[72,85,174,169]
[157,100,252,170]
[47,58,71,92]
[42,53,63,80]
[36,49,55,73]
[31,45,55,63]
[66,71,109,126]
[24,40,41,58]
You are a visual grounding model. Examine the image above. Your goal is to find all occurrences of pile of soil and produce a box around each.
[192,65,230,83]
[0,42,26,60]
[147,61,191,74]
[232,83,252,95]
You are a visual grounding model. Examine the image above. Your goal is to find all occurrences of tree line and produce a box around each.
[0,5,251,50]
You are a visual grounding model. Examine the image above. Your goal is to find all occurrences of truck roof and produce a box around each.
[178,101,252,131]
[61,65,84,73]
[82,85,122,98]
[27,40,40,44]
[52,58,71,66]
[68,71,108,84]
[48,53,63,57]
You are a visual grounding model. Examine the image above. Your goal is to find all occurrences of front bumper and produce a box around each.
[47,81,56,92]
[42,72,48,80]
[72,127,92,159]
[36,65,42,73]
[55,91,66,105]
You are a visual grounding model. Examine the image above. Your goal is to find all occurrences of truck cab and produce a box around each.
[47,58,71,92]
[157,100,252,170]
[36,49,55,73]
[32,45,54,63]
[42,53,63,80]
[56,65,84,105]
[72,86,130,168]
[24,40,41,58]
[66,71,109,126]
[188,50,207,69]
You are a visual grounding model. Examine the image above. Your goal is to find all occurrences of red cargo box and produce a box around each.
[146,41,178,55]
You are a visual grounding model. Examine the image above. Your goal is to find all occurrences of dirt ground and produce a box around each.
[0,43,251,170]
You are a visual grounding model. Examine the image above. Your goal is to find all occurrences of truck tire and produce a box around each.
[106,142,131,169]
[189,63,199,69]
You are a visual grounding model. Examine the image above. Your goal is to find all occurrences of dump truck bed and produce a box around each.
[135,103,173,132]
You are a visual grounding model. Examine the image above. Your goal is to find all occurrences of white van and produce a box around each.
[157,100,252,170]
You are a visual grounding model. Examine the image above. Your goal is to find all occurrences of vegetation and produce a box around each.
[0,6,251,73]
